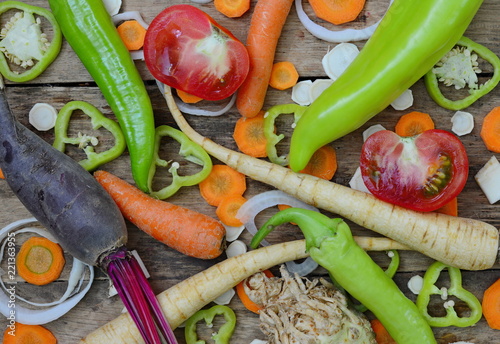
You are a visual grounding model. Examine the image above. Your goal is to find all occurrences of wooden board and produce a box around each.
[0,0,499,343]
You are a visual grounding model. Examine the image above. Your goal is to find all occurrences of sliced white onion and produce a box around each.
[224,224,245,242]
[349,166,371,194]
[451,110,474,136]
[362,124,386,142]
[390,89,414,111]
[226,240,247,258]
[213,288,235,305]
[407,275,424,295]
[29,103,57,131]
[295,0,394,43]
[0,218,94,325]
[103,0,122,16]
[291,80,313,106]
[475,156,500,204]
[112,11,149,29]
[309,79,333,102]
[322,43,359,80]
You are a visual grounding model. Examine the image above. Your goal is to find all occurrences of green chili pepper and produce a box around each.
[0,1,62,82]
[48,0,155,192]
[416,261,482,327]
[52,101,126,171]
[184,305,236,344]
[424,36,500,111]
[288,0,484,172]
[148,125,212,199]
[251,208,437,344]
[263,103,307,166]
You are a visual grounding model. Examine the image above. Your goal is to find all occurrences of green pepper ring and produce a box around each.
[424,36,500,111]
[0,1,62,82]
[184,304,236,344]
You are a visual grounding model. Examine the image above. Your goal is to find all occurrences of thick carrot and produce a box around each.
[309,0,366,25]
[94,170,226,260]
[214,0,250,18]
[480,106,500,153]
[482,278,500,330]
[236,0,294,118]
[163,85,499,271]
[269,61,299,90]
[232,110,268,158]
[177,89,203,104]
[300,145,337,180]
[116,20,147,51]
[370,319,396,344]
[79,237,408,343]
[199,164,246,206]
[3,323,57,344]
[216,195,247,227]
[394,111,435,137]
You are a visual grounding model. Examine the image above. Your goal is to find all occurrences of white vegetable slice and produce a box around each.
[103,0,122,16]
[29,103,57,131]
[213,288,235,305]
[190,0,213,3]
[390,89,414,110]
[322,43,359,80]
[349,166,371,194]
[226,240,247,258]
[291,80,313,106]
[308,79,333,102]
[250,340,268,344]
[475,156,500,204]
[407,275,424,295]
[362,124,386,142]
[224,224,246,242]
[112,11,149,30]
[451,110,474,136]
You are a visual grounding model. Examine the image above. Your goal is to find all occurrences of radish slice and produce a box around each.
[322,43,359,80]
[390,89,414,110]
[29,103,57,131]
[103,0,122,16]
[475,156,500,204]
[309,79,333,102]
[362,124,386,142]
[451,110,474,136]
[291,80,313,106]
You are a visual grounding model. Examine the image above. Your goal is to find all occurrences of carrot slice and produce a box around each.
[395,111,435,137]
[199,164,246,206]
[370,319,397,344]
[177,89,203,104]
[481,106,500,153]
[216,195,247,227]
[0,168,4,179]
[299,145,337,180]
[482,278,500,330]
[308,0,366,25]
[214,0,250,18]
[117,20,147,51]
[269,61,299,90]
[16,236,65,286]
[232,110,268,158]
[3,323,57,344]
[236,270,274,314]
[434,197,458,217]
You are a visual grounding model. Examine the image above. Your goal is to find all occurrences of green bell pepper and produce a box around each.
[53,101,126,171]
[148,125,212,199]
[289,0,484,172]
[416,261,482,327]
[48,0,156,192]
[0,1,62,82]
[251,208,436,344]
[425,36,500,111]
[184,305,236,344]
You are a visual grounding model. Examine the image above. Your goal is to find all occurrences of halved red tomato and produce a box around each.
[360,129,468,212]
[144,4,250,101]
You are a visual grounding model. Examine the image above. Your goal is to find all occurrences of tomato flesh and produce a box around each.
[144,4,249,101]
[360,129,468,212]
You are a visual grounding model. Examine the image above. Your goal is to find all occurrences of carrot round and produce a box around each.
[299,145,337,180]
[216,195,247,227]
[16,236,65,286]
[177,89,203,104]
[232,110,268,158]
[480,106,500,153]
[370,319,396,344]
[482,278,500,330]
[269,61,299,90]
[235,270,274,314]
[199,164,246,206]
[394,111,435,137]
[214,0,250,18]
[116,20,147,51]
[236,0,295,118]
[94,170,226,259]
[3,323,57,344]
[309,0,366,25]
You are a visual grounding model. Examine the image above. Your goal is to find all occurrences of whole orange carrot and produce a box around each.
[94,170,226,259]
[236,0,294,118]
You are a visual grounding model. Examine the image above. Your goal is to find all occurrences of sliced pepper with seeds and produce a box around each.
[184,305,236,344]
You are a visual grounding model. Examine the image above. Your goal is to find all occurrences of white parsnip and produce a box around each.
[79,238,405,343]
[162,86,499,271]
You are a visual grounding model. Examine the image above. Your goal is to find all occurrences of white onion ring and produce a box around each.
[236,190,319,276]
[295,0,394,43]
[0,218,94,325]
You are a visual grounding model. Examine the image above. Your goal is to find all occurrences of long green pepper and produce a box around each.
[48,0,155,192]
[251,208,437,344]
[289,0,484,172]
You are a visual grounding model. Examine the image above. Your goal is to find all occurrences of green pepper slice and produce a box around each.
[425,36,500,110]
[263,103,307,166]
[53,101,126,171]
[148,125,212,199]
[0,1,62,82]
[184,305,236,344]
[416,261,482,327]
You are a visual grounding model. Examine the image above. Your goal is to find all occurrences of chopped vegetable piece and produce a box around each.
[308,78,333,102]
[482,278,500,330]
[291,79,312,106]
[236,270,273,314]
[474,156,500,204]
[117,20,147,51]
[216,195,247,227]
[176,89,203,104]
[480,106,500,153]
[407,275,424,295]
[433,197,458,217]
[225,240,247,258]
[199,164,246,206]
[269,61,299,90]
[390,89,413,111]
[451,110,474,136]
[3,323,57,344]
[28,103,57,131]
[103,0,122,16]
[308,0,366,25]
[363,124,386,142]
[349,166,370,194]
[233,110,268,158]
[184,305,236,344]
[394,111,435,137]
[214,0,250,18]
[16,236,65,286]
[370,319,396,344]
[299,145,337,180]
[322,43,359,80]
